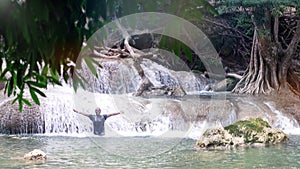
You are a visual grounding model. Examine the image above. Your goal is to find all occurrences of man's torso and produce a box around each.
[88,115,108,135]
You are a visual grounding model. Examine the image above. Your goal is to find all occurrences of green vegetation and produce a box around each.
[0,0,104,111]
[0,0,214,111]
[225,118,271,135]
[225,118,271,143]
[2,0,299,111]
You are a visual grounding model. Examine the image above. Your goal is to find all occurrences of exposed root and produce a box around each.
[287,71,300,97]
[233,29,276,95]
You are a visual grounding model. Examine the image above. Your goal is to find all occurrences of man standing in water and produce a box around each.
[73,108,123,136]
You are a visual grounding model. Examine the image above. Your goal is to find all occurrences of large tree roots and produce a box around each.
[288,71,300,97]
[233,29,276,95]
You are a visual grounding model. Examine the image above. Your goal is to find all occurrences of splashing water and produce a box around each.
[264,102,300,135]
[1,83,300,138]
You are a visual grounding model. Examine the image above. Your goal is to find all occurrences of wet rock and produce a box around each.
[195,118,288,150]
[140,85,186,97]
[24,149,46,161]
[225,78,239,91]
[212,78,238,91]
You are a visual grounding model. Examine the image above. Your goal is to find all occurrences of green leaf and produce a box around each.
[182,45,193,62]
[21,22,31,44]
[7,76,14,97]
[47,76,61,85]
[84,56,98,78]
[42,65,49,76]
[50,68,60,82]
[27,81,47,88]
[16,69,23,88]
[30,86,46,97]
[22,98,32,106]
[18,98,23,112]
[1,67,9,78]
[12,97,18,105]
[73,75,79,92]
[30,88,40,105]
[73,71,88,90]
[90,57,102,68]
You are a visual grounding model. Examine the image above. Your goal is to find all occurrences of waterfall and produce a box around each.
[1,57,300,137]
[39,86,93,136]
[264,102,300,135]
[0,97,44,134]
[1,85,300,137]
[105,114,171,137]
[77,58,210,95]
[38,86,187,137]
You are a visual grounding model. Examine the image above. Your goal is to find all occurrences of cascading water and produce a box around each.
[38,85,179,137]
[0,96,44,134]
[1,58,300,137]
[264,102,300,134]
[77,57,210,95]
[1,84,300,137]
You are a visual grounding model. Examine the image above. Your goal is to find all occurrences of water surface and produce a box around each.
[1,135,300,168]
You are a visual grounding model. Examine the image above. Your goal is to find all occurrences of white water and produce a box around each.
[264,102,300,135]
[38,85,177,137]
[23,84,299,138]
[1,83,300,138]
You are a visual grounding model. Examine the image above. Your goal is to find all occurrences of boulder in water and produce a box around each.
[140,85,186,97]
[195,118,288,150]
[24,149,46,161]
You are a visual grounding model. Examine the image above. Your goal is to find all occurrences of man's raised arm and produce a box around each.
[73,109,89,117]
[106,111,124,118]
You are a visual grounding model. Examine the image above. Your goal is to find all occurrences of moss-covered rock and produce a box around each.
[195,118,288,150]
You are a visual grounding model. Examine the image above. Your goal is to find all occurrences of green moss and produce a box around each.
[224,118,271,137]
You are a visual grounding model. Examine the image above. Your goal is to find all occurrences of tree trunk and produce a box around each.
[233,18,300,95]
[233,29,276,94]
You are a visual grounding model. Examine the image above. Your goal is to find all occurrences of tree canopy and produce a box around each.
[0,0,215,111]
